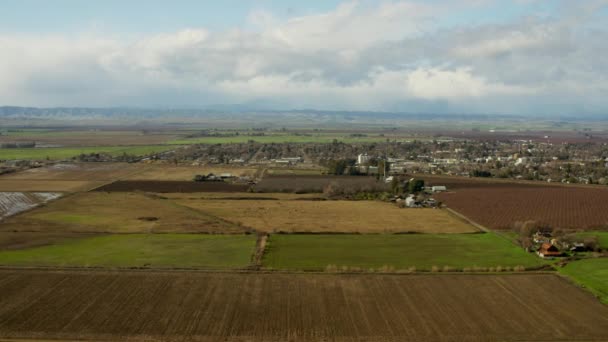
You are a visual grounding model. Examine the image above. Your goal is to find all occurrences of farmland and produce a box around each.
[254,175,387,193]
[0,145,176,160]
[2,162,148,181]
[0,234,256,268]
[0,192,61,220]
[177,199,477,233]
[0,231,93,250]
[0,270,607,341]
[0,192,245,234]
[0,179,107,192]
[435,186,608,230]
[123,165,258,181]
[167,133,398,145]
[0,163,256,192]
[559,258,608,304]
[262,233,545,271]
[575,231,608,249]
[0,129,179,146]
[95,180,250,193]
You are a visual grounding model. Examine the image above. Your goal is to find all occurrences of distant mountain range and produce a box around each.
[1,106,603,122]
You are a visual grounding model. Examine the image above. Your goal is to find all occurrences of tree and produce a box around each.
[390,176,400,194]
[408,179,425,193]
[583,237,600,252]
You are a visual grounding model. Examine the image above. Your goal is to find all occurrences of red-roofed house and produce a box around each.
[537,243,562,258]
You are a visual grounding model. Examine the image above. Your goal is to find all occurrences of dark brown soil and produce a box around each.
[93,180,250,193]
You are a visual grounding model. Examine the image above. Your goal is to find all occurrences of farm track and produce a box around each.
[0,270,607,341]
[251,233,268,269]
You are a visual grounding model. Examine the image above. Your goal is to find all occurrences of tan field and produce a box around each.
[0,192,244,234]
[163,192,323,200]
[175,199,478,233]
[0,180,107,192]
[0,270,606,342]
[124,165,259,181]
[1,162,147,181]
[0,163,150,192]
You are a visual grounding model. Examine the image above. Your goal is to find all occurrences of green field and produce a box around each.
[262,233,546,271]
[0,145,175,160]
[559,258,608,304]
[168,134,400,145]
[574,232,608,249]
[0,234,256,268]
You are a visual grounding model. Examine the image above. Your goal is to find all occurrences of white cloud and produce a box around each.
[0,0,606,115]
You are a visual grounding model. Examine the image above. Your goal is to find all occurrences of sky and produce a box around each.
[1,0,607,116]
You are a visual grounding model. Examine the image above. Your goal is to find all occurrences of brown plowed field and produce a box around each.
[255,175,387,193]
[94,180,250,193]
[0,270,607,341]
[436,187,608,230]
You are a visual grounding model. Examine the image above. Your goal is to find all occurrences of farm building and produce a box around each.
[537,243,562,258]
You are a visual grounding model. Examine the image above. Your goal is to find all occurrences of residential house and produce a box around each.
[537,243,562,258]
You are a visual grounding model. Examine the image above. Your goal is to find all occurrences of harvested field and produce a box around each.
[0,180,106,192]
[0,234,256,268]
[94,180,250,193]
[0,192,245,234]
[175,199,478,233]
[263,233,545,271]
[255,175,387,193]
[0,192,61,220]
[435,187,608,230]
[124,165,258,181]
[0,271,607,341]
[0,163,150,192]
[163,192,323,200]
[2,162,147,181]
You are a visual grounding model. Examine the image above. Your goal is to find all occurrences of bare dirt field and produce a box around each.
[418,174,605,190]
[0,192,245,234]
[435,186,608,230]
[175,199,478,233]
[0,270,606,341]
[254,175,388,193]
[94,180,250,193]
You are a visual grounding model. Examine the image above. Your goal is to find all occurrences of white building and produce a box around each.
[357,153,370,165]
